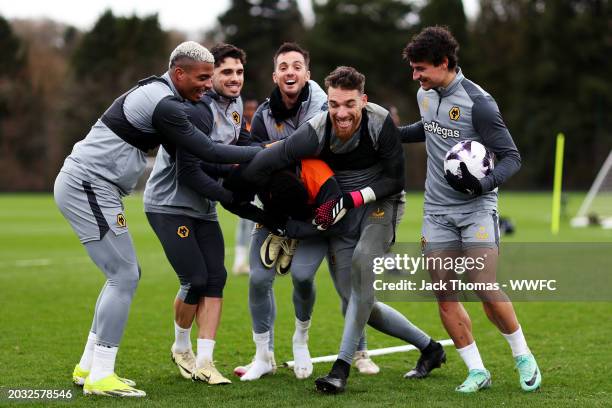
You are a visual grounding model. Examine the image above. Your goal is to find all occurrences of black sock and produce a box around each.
[422,339,441,354]
[329,359,350,380]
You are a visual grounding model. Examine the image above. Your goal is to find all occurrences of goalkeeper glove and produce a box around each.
[313,191,363,230]
[444,162,483,196]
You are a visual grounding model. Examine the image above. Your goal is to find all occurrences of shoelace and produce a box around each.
[515,356,532,377]
[177,350,195,362]
[474,371,488,381]
[271,234,283,242]
[279,239,296,256]
[460,370,486,387]
[198,361,221,372]
[271,235,286,247]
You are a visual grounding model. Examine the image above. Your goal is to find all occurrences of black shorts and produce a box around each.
[146,212,227,303]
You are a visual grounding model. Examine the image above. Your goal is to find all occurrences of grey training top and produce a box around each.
[60,72,259,197]
[61,74,176,196]
[250,80,328,143]
[399,68,521,215]
[144,91,248,220]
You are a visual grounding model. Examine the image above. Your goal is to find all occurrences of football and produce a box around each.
[444,140,494,180]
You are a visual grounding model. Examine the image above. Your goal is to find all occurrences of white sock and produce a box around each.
[89,344,118,382]
[233,246,247,267]
[196,338,215,368]
[502,326,531,357]
[292,343,313,379]
[241,331,273,381]
[456,342,485,371]
[173,321,192,353]
[293,318,310,345]
[78,331,97,371]
[252,331,270,361]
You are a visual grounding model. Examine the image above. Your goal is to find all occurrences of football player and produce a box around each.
[243,66,446,394]
[54,42,259,397]
[232,97,259,275]
[400,26,541,392]
[237,43,382,381]
[144,43,255,385]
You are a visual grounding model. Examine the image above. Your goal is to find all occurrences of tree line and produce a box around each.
[0,0,609,191]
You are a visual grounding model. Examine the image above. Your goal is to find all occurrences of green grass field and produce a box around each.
[1,192,611,407]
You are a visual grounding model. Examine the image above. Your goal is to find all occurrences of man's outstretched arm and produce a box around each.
[152,96,261,163]
[241,123,321,187]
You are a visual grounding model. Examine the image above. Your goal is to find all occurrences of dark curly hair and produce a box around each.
[324,66,365,93]
[402,26,459,69]
[263,169,311,221]
[211,43,246,67]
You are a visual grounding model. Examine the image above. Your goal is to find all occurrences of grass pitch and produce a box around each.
[0,192,611,407]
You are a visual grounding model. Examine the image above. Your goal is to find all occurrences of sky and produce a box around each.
[0,0,480,37]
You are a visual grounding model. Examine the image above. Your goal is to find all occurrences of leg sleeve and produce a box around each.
[248,226,276,334]
[290,237,327,322]
[84,232,140,347]
[328,236,368,351]
[337,198,400,363]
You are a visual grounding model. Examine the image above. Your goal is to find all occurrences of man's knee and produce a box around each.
[89,232,140,283]
[107,262,140,302]
[249,265,274,291]
[351,247,370,275]
[120,262,140,284]
[351,248,376,303]
[368,302,384,324]
[203,269,227,298]
[291,265,315,295]
[292,280,314,302]
[349,283,376,311]
[187,273,209,302]
[179,284,199,305]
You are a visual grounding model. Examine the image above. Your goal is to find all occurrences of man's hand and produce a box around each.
[232,189,256,206]
[223,200,260,219]
[262,213,287,237]
[445,162,483,196]
[223,164,246,191]
[313,192,360,230]
[223,164,259,202]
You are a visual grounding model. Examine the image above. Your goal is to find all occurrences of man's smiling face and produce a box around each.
[272,51,310,100]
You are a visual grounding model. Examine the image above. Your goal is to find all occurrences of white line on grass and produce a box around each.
[0,253,168,269]
[282,339,455,368]
[0,257,90,268]
[14,259,52,267]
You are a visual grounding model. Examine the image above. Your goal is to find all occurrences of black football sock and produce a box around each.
[329,359,350,380]
[422,338,441,354]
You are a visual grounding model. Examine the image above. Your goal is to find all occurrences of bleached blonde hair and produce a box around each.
[168,41,214,70]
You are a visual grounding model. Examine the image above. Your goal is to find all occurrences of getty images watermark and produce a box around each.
[370,243,612,302]
[372,253,556,293]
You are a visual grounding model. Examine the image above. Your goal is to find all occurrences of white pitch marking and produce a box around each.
[282,339,455,368]
[15,259,52,267]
